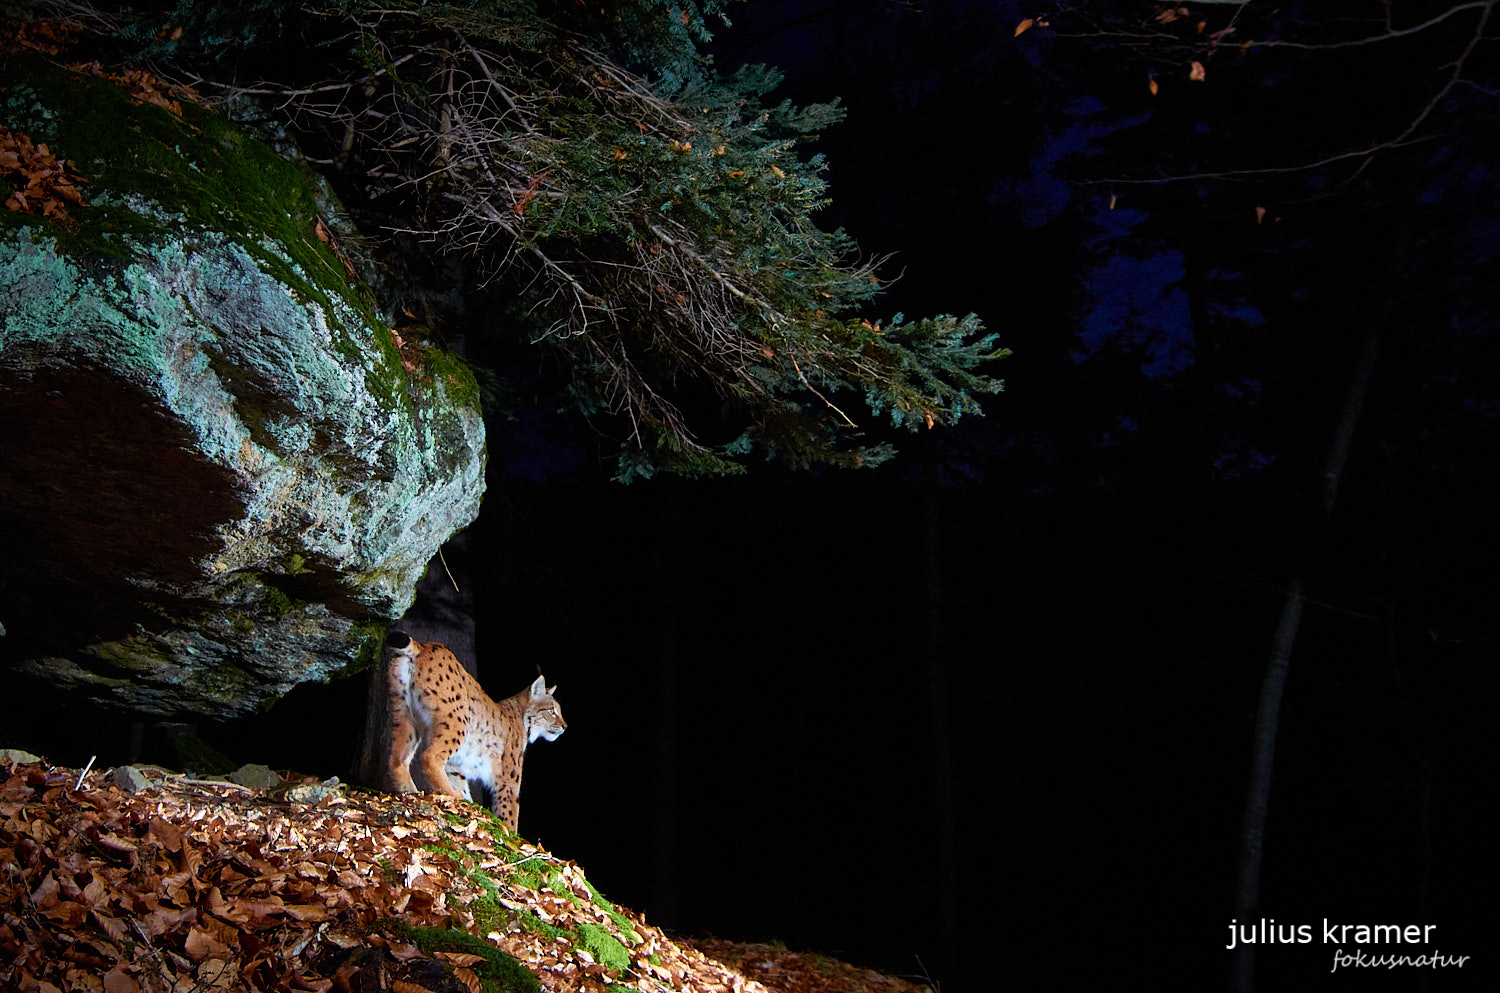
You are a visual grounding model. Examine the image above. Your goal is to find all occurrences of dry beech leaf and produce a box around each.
[1015,18,1034,36]
[386,941,424,961]
[101,965,139,993]
[1189,60,1207,81]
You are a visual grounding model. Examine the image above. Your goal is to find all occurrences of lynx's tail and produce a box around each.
[387,630,418,658]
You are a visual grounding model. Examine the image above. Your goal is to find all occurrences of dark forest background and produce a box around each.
[16,1,1499,989]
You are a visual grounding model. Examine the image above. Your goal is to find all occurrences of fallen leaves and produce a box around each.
[0,16,78,56]
[687,940,931,993]
[8,11,201,125]
[0,44,203,226]
[1,127,86,223]
[68,61,201,118]
[388,324,427,374]
[1,759,928,993]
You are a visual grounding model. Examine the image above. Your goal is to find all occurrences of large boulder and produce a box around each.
[0,54,485,717]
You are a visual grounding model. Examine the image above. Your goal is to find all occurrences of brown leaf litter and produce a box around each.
[1,758,932,993]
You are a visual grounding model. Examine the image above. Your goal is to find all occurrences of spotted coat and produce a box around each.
[386,631,565,832]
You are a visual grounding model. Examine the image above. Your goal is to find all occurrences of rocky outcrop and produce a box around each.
[0,54,485,717]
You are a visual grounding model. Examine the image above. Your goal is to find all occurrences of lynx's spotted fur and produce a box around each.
[386,631,565,831]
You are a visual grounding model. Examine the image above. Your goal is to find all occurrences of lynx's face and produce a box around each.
[526,674,567,744]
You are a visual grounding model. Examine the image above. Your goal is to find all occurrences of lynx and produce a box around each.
[386,631,566,831]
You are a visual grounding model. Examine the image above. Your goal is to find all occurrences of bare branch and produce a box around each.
[1064,0,1498,188]
[1233,1,1494,51]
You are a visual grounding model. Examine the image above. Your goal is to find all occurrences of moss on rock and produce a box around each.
[0,52,485,718]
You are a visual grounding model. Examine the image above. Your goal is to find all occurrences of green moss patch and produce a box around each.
[577,921,631,972]
[2,54,348,309]
[380,920,541,993]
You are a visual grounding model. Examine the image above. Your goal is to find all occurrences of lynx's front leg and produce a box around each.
[489,751,522,832]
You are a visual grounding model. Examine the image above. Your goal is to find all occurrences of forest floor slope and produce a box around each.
[0,757,928,993]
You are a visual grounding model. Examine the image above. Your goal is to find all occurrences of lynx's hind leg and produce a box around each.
[418,727,472,802]
[388,715,420,794]
[386,632,421,793]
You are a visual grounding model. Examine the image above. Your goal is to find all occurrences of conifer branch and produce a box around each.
[75,0,1001,476]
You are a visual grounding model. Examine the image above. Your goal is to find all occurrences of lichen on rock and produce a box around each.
[0,53,484,718]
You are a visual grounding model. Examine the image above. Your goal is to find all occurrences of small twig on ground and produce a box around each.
[73,755,96,791]
[910,955,941,993]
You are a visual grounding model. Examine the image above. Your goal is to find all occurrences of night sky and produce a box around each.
[14,1,1500,990]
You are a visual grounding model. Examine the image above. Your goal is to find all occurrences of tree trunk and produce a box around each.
[651,480,683,924]
[1231,331,1378,992]
[922,448,958,982]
